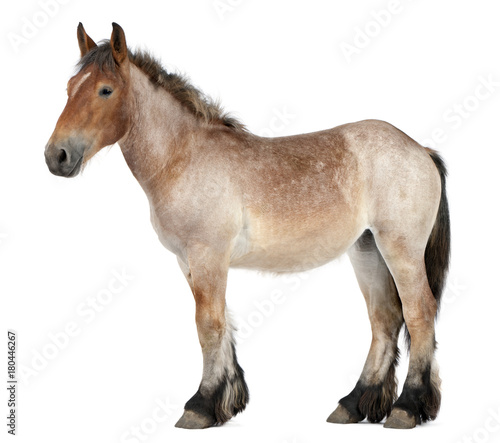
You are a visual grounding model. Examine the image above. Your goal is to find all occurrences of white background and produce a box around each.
[1,1,500,442]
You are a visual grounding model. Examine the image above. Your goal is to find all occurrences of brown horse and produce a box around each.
[44,23,450,430]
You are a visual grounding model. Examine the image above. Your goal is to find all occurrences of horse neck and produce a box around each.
[118,64,199,195]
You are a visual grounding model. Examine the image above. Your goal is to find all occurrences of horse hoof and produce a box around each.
[175,410,215,429]
[383,408,416,429]
[326,404,360,424]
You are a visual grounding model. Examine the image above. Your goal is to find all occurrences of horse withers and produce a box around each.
[44,23,450,430]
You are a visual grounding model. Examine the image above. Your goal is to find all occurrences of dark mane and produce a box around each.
[78,41,246,131]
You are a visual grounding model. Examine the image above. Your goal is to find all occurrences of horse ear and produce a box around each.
[77,22,97,57]
[111,22,128,66]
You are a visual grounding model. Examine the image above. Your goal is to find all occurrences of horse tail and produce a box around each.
[425,149,451,311]
[404,149,451,350]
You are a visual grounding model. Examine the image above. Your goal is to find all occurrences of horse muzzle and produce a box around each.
[45,138,86,177]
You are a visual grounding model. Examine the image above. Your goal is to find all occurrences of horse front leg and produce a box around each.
[175,249,249,429]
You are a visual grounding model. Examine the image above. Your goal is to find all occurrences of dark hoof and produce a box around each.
[175,410,215,429]
[327,404,360,424]
[384,408,416,429]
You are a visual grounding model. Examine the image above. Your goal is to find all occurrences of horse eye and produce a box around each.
[99,87,113,97]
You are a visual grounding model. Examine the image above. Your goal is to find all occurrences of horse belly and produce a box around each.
[230,208,366,273]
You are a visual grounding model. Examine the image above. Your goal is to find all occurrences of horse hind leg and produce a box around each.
[327,230,403,424]
[373,229,442,429]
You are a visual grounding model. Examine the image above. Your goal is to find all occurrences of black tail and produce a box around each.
[404,150,451,351]
[424,150,451,311]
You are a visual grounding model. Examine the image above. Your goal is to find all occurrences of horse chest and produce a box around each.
[149,203,187,259]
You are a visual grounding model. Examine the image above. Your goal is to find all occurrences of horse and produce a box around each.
[44,23,450,430]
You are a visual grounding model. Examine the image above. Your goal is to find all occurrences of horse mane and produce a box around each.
[77,41,246,131]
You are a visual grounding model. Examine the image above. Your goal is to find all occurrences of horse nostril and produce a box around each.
[57,149,68,164]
